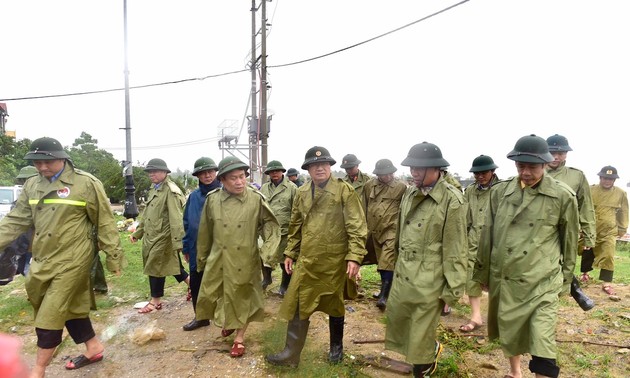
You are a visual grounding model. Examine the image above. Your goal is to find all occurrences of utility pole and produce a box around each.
[121,0,139,219]
[248,0,259,183]
[260,0,269,183]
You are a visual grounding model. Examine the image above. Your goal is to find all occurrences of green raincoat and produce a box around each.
[343,170,371,201]
[132,176,185,277]
[591,184,628,271]
[279,178,367,320]
[547,163,596,247]
[0,162,124,330]
[260,176,297,264]
[195,187,280,329]
[385,177,467,364]
[473,176,579,358]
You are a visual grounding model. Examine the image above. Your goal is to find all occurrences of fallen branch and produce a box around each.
[352,338,384,344]
[556,339,630,349]
[354,354,412,375]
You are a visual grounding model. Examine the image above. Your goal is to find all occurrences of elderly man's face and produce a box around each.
[515,162,545,187]
[307,162,332,185]
[220,169,248,195]
[146,170,168,184]
[33,159,65,179]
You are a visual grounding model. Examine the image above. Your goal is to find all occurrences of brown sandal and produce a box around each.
[230,342,245,357]
[602,284,616,296]
[138,302,162,314]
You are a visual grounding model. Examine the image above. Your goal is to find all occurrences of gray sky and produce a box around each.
[2,0,629,188]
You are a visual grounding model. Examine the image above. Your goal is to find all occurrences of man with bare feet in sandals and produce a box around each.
[474,135,579,378]
[195,157,280,358]
[0,137,125,376]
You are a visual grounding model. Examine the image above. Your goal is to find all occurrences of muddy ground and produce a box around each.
[9,273,630,378]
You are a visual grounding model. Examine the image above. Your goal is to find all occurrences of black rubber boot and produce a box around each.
[580,248,595,273]
[265,312,310,367]
[182,318,210,331]
[278,263,291,297]
[571,275,595,311]
[328,316,344,364]
[262,265,273,290]
[376,279,392,310]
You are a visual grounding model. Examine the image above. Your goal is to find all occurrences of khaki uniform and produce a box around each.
[463,174,499,297]
[362,177,406,271]
[132,176,185,277]
[0,162,124,329]
[385,177,467,364]
[547,163,596,247]
[473,176,579,358]
[195,187,280,329]
[343,170,371,201]
[260,176,297,264]
[279,178,367,320]
[591,184,629,271]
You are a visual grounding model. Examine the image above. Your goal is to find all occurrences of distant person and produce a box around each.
[130,158,190,314]
[0,137,125,376]
[286,168,304,187]
[181,157,221,331]
[340,154,370,200]
[362,158,406,310]
[385,142,467,378]
[545,134,597,282]
[587,166,628,296]
[460,155,499,333]
[265,146,367,367]
[473,134,579,378]
[260,160,297,296]
[195,156,280,358]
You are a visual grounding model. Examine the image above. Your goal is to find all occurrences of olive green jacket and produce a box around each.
[464,175,500,262]
[279,178,367,320]
[343,170,371,200]
[473,176,579,358]
[0,162,124,329]
[132,176,185,277]
[591,184,629,239]
[195,187,280,328]
[547,163,596,247]
[260,176,296,236]
[385,177,467,364]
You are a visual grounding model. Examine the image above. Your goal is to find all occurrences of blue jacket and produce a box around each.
[182,181,221,271]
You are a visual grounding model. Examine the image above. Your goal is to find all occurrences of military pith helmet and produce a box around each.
[286,168,299,177]
[507,134,554,163]
[401,142,449,168]
[340,154,361,169]
[264,160,286,174]
[301,146,336,170]
[373,159,397,175]
[144,158,171,173]
[546,134,573,152]
[23,137,70,160]
[16,166,38,179]
[192,157,218,176]
[218,156,249,177]
[597,165,619,179]
[469,155,498,172]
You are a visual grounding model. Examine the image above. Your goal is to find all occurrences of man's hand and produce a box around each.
[183,253,190,263]
[346,261,360,280]
[284,257,294,275]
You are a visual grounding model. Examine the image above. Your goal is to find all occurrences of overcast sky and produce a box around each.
[2,0,629,188]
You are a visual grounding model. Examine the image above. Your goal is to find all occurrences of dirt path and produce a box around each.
[14,278,630,377]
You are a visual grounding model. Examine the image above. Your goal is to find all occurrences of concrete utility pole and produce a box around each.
[121,0,139,219]
[259,0,269,183]
[249,0,259,181]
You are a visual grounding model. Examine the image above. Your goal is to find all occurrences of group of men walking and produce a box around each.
[0,133,627,378]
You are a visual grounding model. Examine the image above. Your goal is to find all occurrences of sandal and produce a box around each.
[441,305,451,316]
[602,284,616,296]
[459,320,482,333]
[137,302,162,314]
[580,273,591,282]
[230,342,245,358]
[65,352,103,370]
[221,328,235,337]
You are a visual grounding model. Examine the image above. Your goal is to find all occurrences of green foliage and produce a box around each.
[0,134,32,185]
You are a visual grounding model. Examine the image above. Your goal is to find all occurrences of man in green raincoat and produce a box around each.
[0,137,125,376]
[266,146,367,368]
[195,156,280,358]
[473,134,579,378]
[384,142,468,378]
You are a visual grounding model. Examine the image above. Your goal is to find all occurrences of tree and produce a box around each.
[0,134,32,185]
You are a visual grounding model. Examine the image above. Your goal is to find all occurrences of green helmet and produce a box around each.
[192,157,218,176]
[507,134,553,163]
[24,137,70,160]
[144,158,171,173]
[469,155,498,172]
[401,142,449,168]
[597,165,619,179]
[546,134,573,152]
[301,146,336,170]
[339,154,361,169]
[16,165,38,179]
[373,158,397,175]
[218,156,249,177]
[264,160,286,174]
[286,168,299,177]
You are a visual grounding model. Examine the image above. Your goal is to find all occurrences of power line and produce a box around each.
[0,0,470,102]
